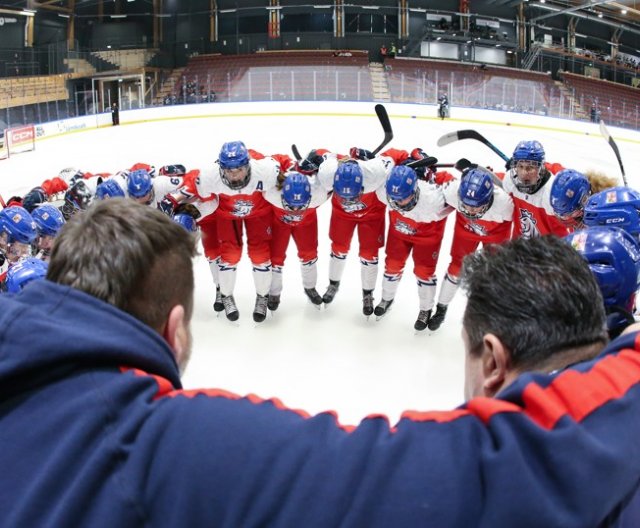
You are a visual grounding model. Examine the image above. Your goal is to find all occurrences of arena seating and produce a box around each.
[171,51,373,103]
[560,71,640,129]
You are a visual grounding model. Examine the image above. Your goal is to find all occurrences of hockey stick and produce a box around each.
[291,144,302,162]
[371,104,393,156]
[599,120,627,186]
[406,156,438,169]
[437,130,510,164]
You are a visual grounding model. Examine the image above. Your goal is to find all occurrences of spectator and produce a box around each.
[0,201,640,525]
[111,102,119,126]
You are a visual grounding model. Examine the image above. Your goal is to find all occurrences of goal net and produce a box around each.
[0,124,36,160]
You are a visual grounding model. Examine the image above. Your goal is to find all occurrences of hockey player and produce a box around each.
[0,206,37,282]
[263,171,331,310]
[31,204,65,261]
[165,141,284,323]
[127,169,183,208]
[438,93,449,120]
[95,179,126,200]
[314,147,399,316]
[566,226,640,339]
[430,167,514,331]
[502,140,568,239]
[550,168,617,231]
[374,164,453,330]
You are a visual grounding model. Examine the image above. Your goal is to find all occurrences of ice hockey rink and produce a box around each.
[2,100,640,425]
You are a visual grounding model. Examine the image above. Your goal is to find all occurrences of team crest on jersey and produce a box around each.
[341,200,366,214]
[281,212,304,225]
[464,221,489,237]
[232,199,254,217]
[394,220,417,236]
[519,209,540,239]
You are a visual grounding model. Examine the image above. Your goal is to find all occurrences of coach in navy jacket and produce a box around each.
[1,199,640,527]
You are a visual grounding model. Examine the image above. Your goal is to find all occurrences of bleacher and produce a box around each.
[560,71,640,129]
[0,75,69,109]
[91,49,158,71]
[385,58,558,117]
[170,50,373,104]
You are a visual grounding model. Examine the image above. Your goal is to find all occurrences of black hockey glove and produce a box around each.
[349,147,375,161]
[297,150,325,175]
[158,194,179,217]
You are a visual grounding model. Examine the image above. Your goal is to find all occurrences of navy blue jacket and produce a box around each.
[2,280,640,527]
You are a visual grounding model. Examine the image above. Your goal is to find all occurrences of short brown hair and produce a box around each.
[47,199,198,332]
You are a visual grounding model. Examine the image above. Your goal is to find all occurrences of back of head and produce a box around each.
[566,226,640,313]
[127,169,153,199]
[281,172,312,211]
[461,236,607,371]
[583,186,640,239]
[95,179,126,200]
[47,200,198,332]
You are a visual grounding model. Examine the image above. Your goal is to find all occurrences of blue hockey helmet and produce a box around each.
[334,161,364,201]
[385,165,419,211]
[173,213,197,232]
[64,180,93,212]
[32,204,65,237]
[550,169,591,222]
[127,169,154,201]
[458,167,494,219]
[5,257,48,293]
[510,140,545,194]
[0,206,37,244]
[218,141,251,190]
[583,186,640,239]
[566,226,640,311]
[282,172,312,211]
[96,179,126,200]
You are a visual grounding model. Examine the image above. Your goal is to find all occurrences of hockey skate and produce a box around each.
[267,294,280,312]
[221,294,239,322]
[322,280,340,304]
[374,299,394,320]
[427,304,448,331]
[414,310,432,331]
[213,286,224,313]
[304,287,323,306]
[253,294,269,323]
[362,290,374,317]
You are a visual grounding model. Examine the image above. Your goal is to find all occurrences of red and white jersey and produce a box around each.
[145,176,184,208]
[264,175,330,227]
[196,158,280,220]
[317,155,394,220]
[503,173,569,239]
[443,179,514,243]
[380,180,453,242]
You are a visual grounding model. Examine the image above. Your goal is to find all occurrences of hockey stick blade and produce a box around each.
[437,130,510,163]
[599,120,627,186]
[371,104,393,156]
[291,144,302,162]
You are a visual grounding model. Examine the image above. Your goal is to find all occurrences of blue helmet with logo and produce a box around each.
[127,169,153,199]
[510,140,545,194]
[550,169,591,220]
[566,226,640,311]
[32,204,65,237]
[5,257,48,293]
[173,213,197,232]
[385,165,418,211]
[96,179,126,200]
[458,167,494,219]
[218,141,251,189]
[334,161,364,201]
[0,206,37,244]
[583,186,640,239]
[282,172,312,211]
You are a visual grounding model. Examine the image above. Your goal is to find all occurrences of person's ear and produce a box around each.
[163,304,189,367]
[481,334,511,397]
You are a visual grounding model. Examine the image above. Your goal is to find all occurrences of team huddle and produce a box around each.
[1,135,638,336]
